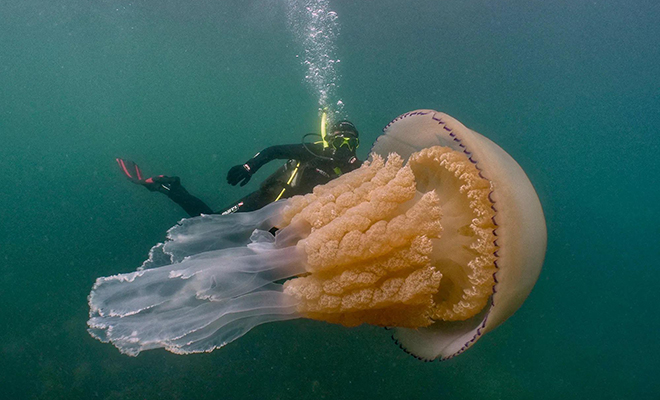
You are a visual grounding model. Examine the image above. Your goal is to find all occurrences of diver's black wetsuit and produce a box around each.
[160,142,361,217]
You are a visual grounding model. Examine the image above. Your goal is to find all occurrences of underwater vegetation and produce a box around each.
[88,110,546,361]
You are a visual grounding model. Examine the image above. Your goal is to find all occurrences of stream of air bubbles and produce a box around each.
[286,0,345,122]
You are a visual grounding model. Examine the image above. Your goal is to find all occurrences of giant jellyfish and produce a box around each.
[88,110,546,360]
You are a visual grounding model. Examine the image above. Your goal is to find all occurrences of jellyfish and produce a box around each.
[88,109,546,361]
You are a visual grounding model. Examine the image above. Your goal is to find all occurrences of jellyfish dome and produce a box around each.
[88,109,546,360]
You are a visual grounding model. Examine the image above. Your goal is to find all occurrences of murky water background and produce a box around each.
[1,1,658,399]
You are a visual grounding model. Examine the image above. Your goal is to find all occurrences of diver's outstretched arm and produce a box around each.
[116,158,213,217]
[227,144,313,186]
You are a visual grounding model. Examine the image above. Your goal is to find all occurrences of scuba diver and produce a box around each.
[116,119,362,217]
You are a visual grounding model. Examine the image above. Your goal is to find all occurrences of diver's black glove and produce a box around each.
[227,163,253,187]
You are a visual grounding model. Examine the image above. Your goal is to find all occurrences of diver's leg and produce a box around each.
[163,179,214,217]
[138,175,213,217]
[216,187,276,215]
[116,158,213,217]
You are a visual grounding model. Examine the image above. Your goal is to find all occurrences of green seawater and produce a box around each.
[1,1,659,399]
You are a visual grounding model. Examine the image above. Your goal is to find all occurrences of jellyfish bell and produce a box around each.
[371,110,547,360]
[88,109,546,361]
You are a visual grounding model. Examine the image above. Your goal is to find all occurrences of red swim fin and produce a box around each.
[116,158,144,183]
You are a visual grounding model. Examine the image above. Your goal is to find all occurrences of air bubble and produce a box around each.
[287,0,345,119]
